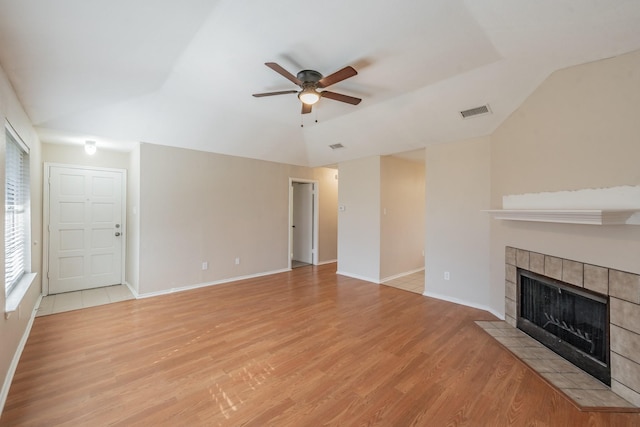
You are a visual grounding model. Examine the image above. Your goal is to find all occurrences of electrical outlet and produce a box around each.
[235,257,240,265]
[444,271,450,281]
[202,262,208,270]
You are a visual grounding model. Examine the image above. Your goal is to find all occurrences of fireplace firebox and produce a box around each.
[517,269,610,385]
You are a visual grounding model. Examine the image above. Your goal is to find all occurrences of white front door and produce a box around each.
[48,166,124,294]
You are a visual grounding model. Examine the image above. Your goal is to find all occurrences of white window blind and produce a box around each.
[5,126,30,296]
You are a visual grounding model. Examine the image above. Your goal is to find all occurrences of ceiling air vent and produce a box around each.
[460,104,491,119]
[329,143,344,150]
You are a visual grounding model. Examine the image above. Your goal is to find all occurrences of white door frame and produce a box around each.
[42,163,127,296]
[288,178,319,269]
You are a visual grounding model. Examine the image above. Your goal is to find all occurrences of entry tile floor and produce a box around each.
[36,285,135,317]
[382,270,425,294]
[476,320,637,410]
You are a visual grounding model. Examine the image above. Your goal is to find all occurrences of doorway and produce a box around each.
[44,164,126,295]
[289,179,319,269]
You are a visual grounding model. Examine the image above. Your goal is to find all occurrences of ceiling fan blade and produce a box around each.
[252,90,298,98]
[301,103,312,114]
[265,62,302,86]
[317,66,357,88]
[321,91,362,105]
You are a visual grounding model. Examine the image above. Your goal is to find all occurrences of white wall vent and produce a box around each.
[460,104,491,119]
[329,143,344,150]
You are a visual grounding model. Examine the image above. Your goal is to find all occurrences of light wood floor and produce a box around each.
[2,264,639,426]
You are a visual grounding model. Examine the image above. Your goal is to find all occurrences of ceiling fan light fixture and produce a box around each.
[298,88,320,105]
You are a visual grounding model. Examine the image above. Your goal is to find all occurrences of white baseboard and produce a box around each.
[423,290,504,320]
[122,281,139,299]
[135,268,291,299]
[1,294,42,416]
[316,259,337,266]
[335,270,379,284]
[380,267,425,284]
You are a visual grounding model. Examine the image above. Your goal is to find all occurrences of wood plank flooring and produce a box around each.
[2,263,639,426]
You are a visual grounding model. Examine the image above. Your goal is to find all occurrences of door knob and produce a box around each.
[115,232,121,237]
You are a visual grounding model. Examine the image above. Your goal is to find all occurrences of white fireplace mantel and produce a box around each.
[484,209,640,225]
[485,185,640,225]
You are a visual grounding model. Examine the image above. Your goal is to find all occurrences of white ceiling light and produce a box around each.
[85,140,97,155]
[298,87,320,105]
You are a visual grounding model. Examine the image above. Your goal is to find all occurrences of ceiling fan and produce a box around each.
[253,62,361,114]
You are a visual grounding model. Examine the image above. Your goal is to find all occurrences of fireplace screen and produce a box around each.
[518,270,610,385]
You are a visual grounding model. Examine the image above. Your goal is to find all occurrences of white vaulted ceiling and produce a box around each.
[0,0,639,166]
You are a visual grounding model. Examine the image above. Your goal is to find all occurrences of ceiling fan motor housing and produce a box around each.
[296,69,323,84]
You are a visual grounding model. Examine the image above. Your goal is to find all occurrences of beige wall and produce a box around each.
[41,143,130,170]
[489,49,640,314]
[0,65,43,409]
[425,137,491,309]
[380,156,425,280]
[39,142,339,294]
[136,143,337,295]
[338,155,425,283]
[337,156,381,282]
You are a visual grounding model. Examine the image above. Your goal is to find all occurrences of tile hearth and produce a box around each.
[476,321,638,411]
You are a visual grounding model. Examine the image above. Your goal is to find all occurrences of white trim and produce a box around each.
[484,209,640,225]
[380,267,425,284]
[134,268,290,299]
[288,178,320,269]
[336,270,379,284]
[4,273,37,316]
[316,259,337,266]
[424,290,504,320]
[488,185,640,225]
[0,294,42,415]
[43,163,127,295]
[122,281,138,298]
[4,120,30,153]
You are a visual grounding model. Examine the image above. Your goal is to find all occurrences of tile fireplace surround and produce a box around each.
[504,247,640,408]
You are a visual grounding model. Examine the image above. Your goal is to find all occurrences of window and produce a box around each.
[5,124,30,297]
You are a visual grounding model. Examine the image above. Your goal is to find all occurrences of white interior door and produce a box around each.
[292,182,313,264]
[48,166,124,294]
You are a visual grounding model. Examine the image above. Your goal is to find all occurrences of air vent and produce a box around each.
[460,104,491,119]
[329,143,344,150]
